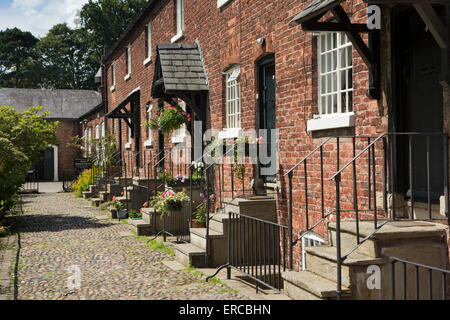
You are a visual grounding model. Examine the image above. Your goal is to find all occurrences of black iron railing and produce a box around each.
[207,211,290,293]
[390,257,449,300]
[329,132,449,299]
[21,169,39,193]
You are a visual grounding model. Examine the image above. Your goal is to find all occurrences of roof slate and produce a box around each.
[0,88,101,119]
[157,43,209,93]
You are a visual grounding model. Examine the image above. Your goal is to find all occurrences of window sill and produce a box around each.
[307,113,355,132]
[143,57,152,66]
[217,0,233,9]
[144,140,153,147]
[171,31,184,44]
[172,134,187,144]
[110,86,115,92]
[125,142,131,149]
[124,73,131,81]
[218,128,242,140]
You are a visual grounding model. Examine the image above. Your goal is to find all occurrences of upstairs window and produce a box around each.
[225,65,241,129]
[318,32,353,115]
[125,44,131,80]
[171,0,184,43]
[144,22,152,64]
[110,62,115,91]
[146,103,153,145]
[101,121,105,138]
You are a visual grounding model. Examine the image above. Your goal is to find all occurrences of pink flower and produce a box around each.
[228,139,234,145]
[150,118,154,121]
[164,169,168,174]
[143,202,148,207]
[169,106,175,110]
[257,136,264,143]
[112,196,117,202]
[121,191,124,196]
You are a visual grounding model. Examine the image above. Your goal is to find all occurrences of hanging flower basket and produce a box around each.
[146,104,191,134]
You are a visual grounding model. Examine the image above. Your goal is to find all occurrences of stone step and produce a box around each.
[91,198,101,207]
[304,246,384,288]
[174,243,206,267]
[282,270,351,300]
[82,191,92,199]
[327,220,448,258]
[128,219,153,236]
[141,208,153,223]
[98,191,109,202]
[190,228,224,250]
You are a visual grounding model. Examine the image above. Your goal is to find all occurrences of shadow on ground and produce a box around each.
[17,214,111,233]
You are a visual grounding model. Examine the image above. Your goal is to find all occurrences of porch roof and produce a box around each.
[105,88,140,120]
[291,0,345,24]
[151,42,209,98]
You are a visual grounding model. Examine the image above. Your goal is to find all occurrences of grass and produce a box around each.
[133,234,175,256]
[182,265,239,295]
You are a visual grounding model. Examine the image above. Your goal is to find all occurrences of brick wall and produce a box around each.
[98,0,449,271]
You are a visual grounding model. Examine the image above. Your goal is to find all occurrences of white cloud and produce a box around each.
[0,0,89,37]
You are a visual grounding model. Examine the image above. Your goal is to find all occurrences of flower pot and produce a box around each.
[192,220,206,228]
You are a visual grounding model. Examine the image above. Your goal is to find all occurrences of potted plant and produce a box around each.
[192,203,206,228]
[108,196,125,219]
[145,104,191,134]
[150,189,189,217]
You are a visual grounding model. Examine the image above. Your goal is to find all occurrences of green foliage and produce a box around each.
[128,209,142,219]
[72,169,93,198]
[150,190,189,217]
[194,203,206,225]
[36,23,97,90]
[0,105,58,209]
[146,105,191,134]
[0,28,40,88]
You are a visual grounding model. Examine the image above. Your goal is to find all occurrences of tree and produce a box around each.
[0,28,40,88]
[0,106,58,210]
[78,0,148,63]
[37,23,97,89]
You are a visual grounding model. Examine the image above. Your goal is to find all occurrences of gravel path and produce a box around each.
[15,193,247,300]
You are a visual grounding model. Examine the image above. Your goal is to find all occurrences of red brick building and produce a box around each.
[85,0,450,299]
[0,88,101,181]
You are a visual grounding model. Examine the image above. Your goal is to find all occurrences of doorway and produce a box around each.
[257,55,276,183]
[392,6,445,201]
[36,146,55,181]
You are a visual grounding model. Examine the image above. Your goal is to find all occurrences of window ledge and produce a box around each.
[143,57,152,66]
[218,128,242,140]
[144,140,153,147]
[124,73,131,81]
[125,142,131,149]
[307,113,355,132]
[217,0,233,9]
[110,85,115,92]
[171,31,184,44]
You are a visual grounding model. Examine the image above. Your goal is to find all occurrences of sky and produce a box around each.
[0,0,89,38]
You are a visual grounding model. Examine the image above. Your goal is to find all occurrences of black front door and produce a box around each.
[258,55,276,182]
[393,7,444,201]
[36,147,54,181]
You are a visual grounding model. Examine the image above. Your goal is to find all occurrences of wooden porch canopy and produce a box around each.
[105,88,140,138]
[151,41,209,120]
[364,0,449,86]
[291,0,381,98]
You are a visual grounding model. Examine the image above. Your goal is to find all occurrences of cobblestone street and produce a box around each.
[13,193,247,300]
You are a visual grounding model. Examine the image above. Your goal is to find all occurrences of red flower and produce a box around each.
[121,191,124,196]
[112,196,117,202]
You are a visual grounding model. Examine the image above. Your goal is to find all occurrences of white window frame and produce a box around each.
[101,121,105,138]
[110,62,116,92]
[145,103,153,147]
[301,232,325,271]
[172,99,188,144]
[217,0,233,9]
[144,22,152,65]
[125,125,132,149]
[225,65,241,130]
[307,32,355,132]
[171,0,184,43]
[318,32,353,115]
[124,44,131,80]
[88,127,92,156]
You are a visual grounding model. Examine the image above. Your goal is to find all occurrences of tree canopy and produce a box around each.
[0,0,148,90]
